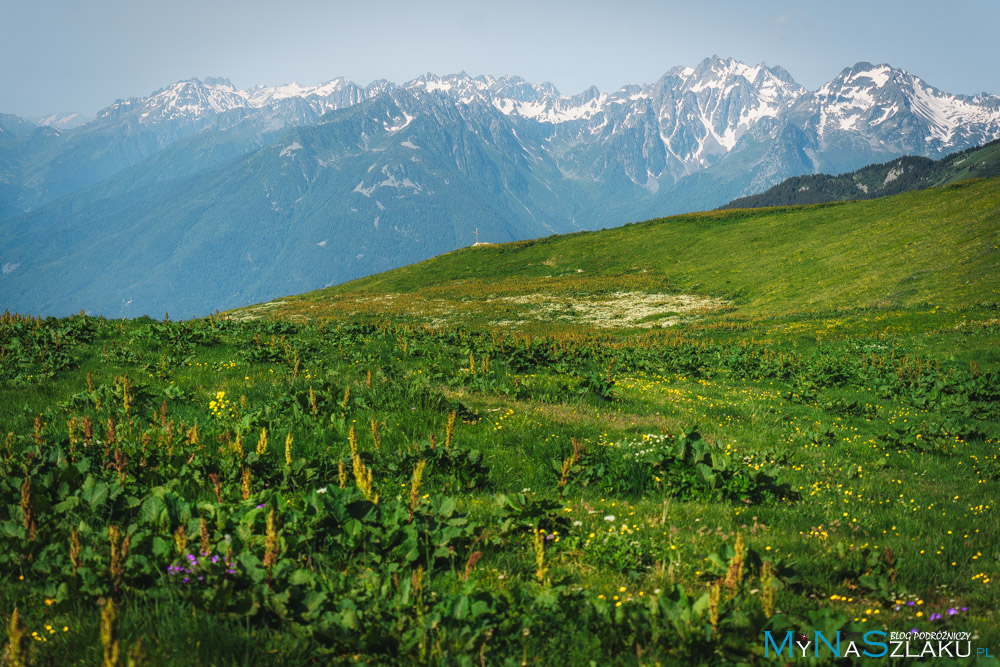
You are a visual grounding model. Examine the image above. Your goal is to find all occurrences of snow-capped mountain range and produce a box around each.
[2,56,999,318]
[84,56,1000,168]
[53,56,996,174]
[95,76,379,128]
[5,56,998,212]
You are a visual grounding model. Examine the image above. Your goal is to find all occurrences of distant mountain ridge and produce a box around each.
[2,57,1000,319]
[4,57,998,216]
[26,112,89,130]
[236,177,1000,324]
[720,138,1000,209]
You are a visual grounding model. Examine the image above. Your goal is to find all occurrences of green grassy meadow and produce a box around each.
[1,180,999,665]
[257,177,1000,326]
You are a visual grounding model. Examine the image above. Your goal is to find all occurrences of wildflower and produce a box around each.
[101,599,120,666]
[604,515,616,522]
[263,508,278,576]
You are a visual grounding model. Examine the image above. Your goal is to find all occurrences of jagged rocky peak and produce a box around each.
[837,62,899,85]
[96,96,144,121]
[686,55,804,93]
[796,61,1000,152]
[365,79,396,96]
[248,77,365,105]
[574,85,602,103]
[401,71,556,107]
[648,56,805,114]
[406,71,485,94]
[139,78,250,118]
[487,75,561,103]
[763,63,799,87]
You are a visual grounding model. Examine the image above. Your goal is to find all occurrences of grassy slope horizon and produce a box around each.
[236,177,1000,330]
[719,138,1000,210]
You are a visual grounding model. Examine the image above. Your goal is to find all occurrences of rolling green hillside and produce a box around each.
[721,139,1000,209]
[3,176,999,663]
[239,177,1000,329]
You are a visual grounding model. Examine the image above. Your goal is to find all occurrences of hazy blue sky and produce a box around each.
[2,0,998,118]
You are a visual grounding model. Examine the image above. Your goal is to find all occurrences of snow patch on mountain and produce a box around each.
[279,142,303,157]
[846,65,893,88]
[249,78,351,103]
[377,165,422,193]
[907,81,998,144]
[421,79,454,93]
[30,112,88,129]
[385,113,414,132]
